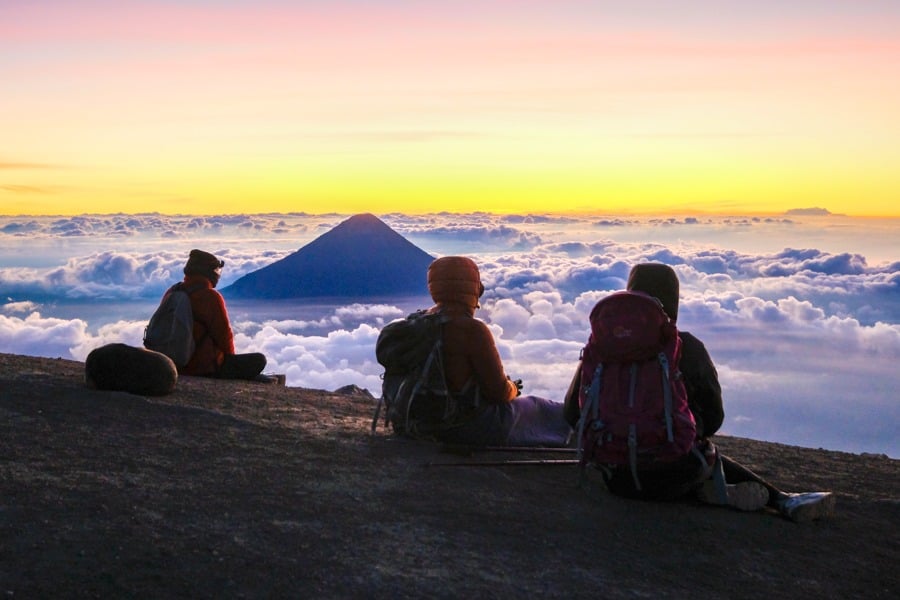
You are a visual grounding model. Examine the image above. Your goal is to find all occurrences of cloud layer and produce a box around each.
[1,212,897,456]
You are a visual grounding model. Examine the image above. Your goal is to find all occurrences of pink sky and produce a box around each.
[2,1,899,216]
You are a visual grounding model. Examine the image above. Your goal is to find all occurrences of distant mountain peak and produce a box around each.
[784,207,834,216]
[222,214,434,299]
[340,213,383,226]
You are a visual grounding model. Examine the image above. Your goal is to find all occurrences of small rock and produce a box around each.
[333,384,374,399]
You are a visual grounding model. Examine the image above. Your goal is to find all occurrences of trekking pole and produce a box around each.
[439,443,577,456]
[425,458,579,468]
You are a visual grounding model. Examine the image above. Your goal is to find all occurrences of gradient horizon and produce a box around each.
[3,1,899,217]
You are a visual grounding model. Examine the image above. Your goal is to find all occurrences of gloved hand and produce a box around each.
[512,378,524,397]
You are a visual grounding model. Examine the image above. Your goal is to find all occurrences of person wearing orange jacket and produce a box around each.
[424,256,571,447]
[174,249,267,380]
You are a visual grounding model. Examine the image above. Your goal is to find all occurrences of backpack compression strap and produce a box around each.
[400,341,433,431]
[576,363,603,463]
[658,352,675,443]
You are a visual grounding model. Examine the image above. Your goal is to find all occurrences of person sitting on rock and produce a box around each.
[421,256,572,447]
[170,249,267,380]
[564,262,835,522]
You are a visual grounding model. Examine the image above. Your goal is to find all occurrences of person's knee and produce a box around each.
[246,352,267,372]
[255,353,268,371]
[217,352,267,379]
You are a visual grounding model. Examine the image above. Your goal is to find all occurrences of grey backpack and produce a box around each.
[143,283,203,367]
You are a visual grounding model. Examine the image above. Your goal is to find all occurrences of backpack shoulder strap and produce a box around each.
[179,282,211,345]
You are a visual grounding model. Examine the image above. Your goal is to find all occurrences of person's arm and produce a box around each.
[563,364,582,428]
[679,331,724,438]
[466,320,518,403]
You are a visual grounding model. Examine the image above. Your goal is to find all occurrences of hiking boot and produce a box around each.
[778,492,836,522]
[698,480,769,511]
[253,373,286,385]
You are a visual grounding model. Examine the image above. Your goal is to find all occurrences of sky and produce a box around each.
[2,0,900,216]
[0,212,897,457]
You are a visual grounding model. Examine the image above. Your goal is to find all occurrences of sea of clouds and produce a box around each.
[1,212,897,457]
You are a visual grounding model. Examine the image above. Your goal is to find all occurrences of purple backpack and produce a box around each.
[576,290,697,489]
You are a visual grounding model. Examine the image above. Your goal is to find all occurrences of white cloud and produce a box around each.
[0,213,318,242]
[1,300,39,314]
[244,323,385,394]
[486,299,532,339]
[0,312,92,359]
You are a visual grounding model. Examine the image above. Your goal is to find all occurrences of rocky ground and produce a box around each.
[1,352,897,599]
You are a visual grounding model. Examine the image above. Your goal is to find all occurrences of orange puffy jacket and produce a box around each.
[430,304,518,404]
[179,274,235,376]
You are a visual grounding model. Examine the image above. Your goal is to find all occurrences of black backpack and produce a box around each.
[372,310,464,438]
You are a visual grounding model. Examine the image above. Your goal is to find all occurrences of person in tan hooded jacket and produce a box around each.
[423,256,571,447]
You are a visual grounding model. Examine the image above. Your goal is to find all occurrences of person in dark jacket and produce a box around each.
[167,249,267,380]
[565,263,835,521]
[423,256,571,447]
